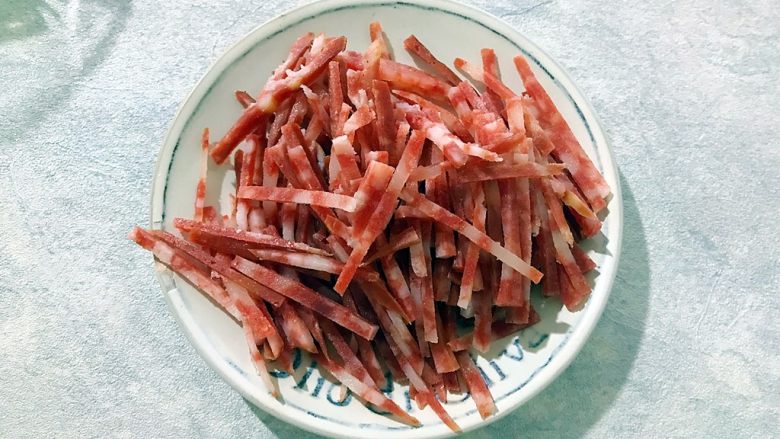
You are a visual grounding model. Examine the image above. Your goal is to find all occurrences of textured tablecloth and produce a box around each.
[1,0,778,437]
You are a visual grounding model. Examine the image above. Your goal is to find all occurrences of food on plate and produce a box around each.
[129,23,609,431]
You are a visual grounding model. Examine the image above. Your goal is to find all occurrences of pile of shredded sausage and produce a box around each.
[129,23,610,431]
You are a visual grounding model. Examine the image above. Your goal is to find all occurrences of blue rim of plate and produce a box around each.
[148,0,623,438]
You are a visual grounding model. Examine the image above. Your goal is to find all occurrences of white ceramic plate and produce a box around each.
[149,0,622,437]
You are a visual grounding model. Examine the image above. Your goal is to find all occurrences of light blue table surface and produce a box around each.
[1,0,778,437]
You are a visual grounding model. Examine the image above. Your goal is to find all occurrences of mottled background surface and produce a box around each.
[1,0,778,437]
